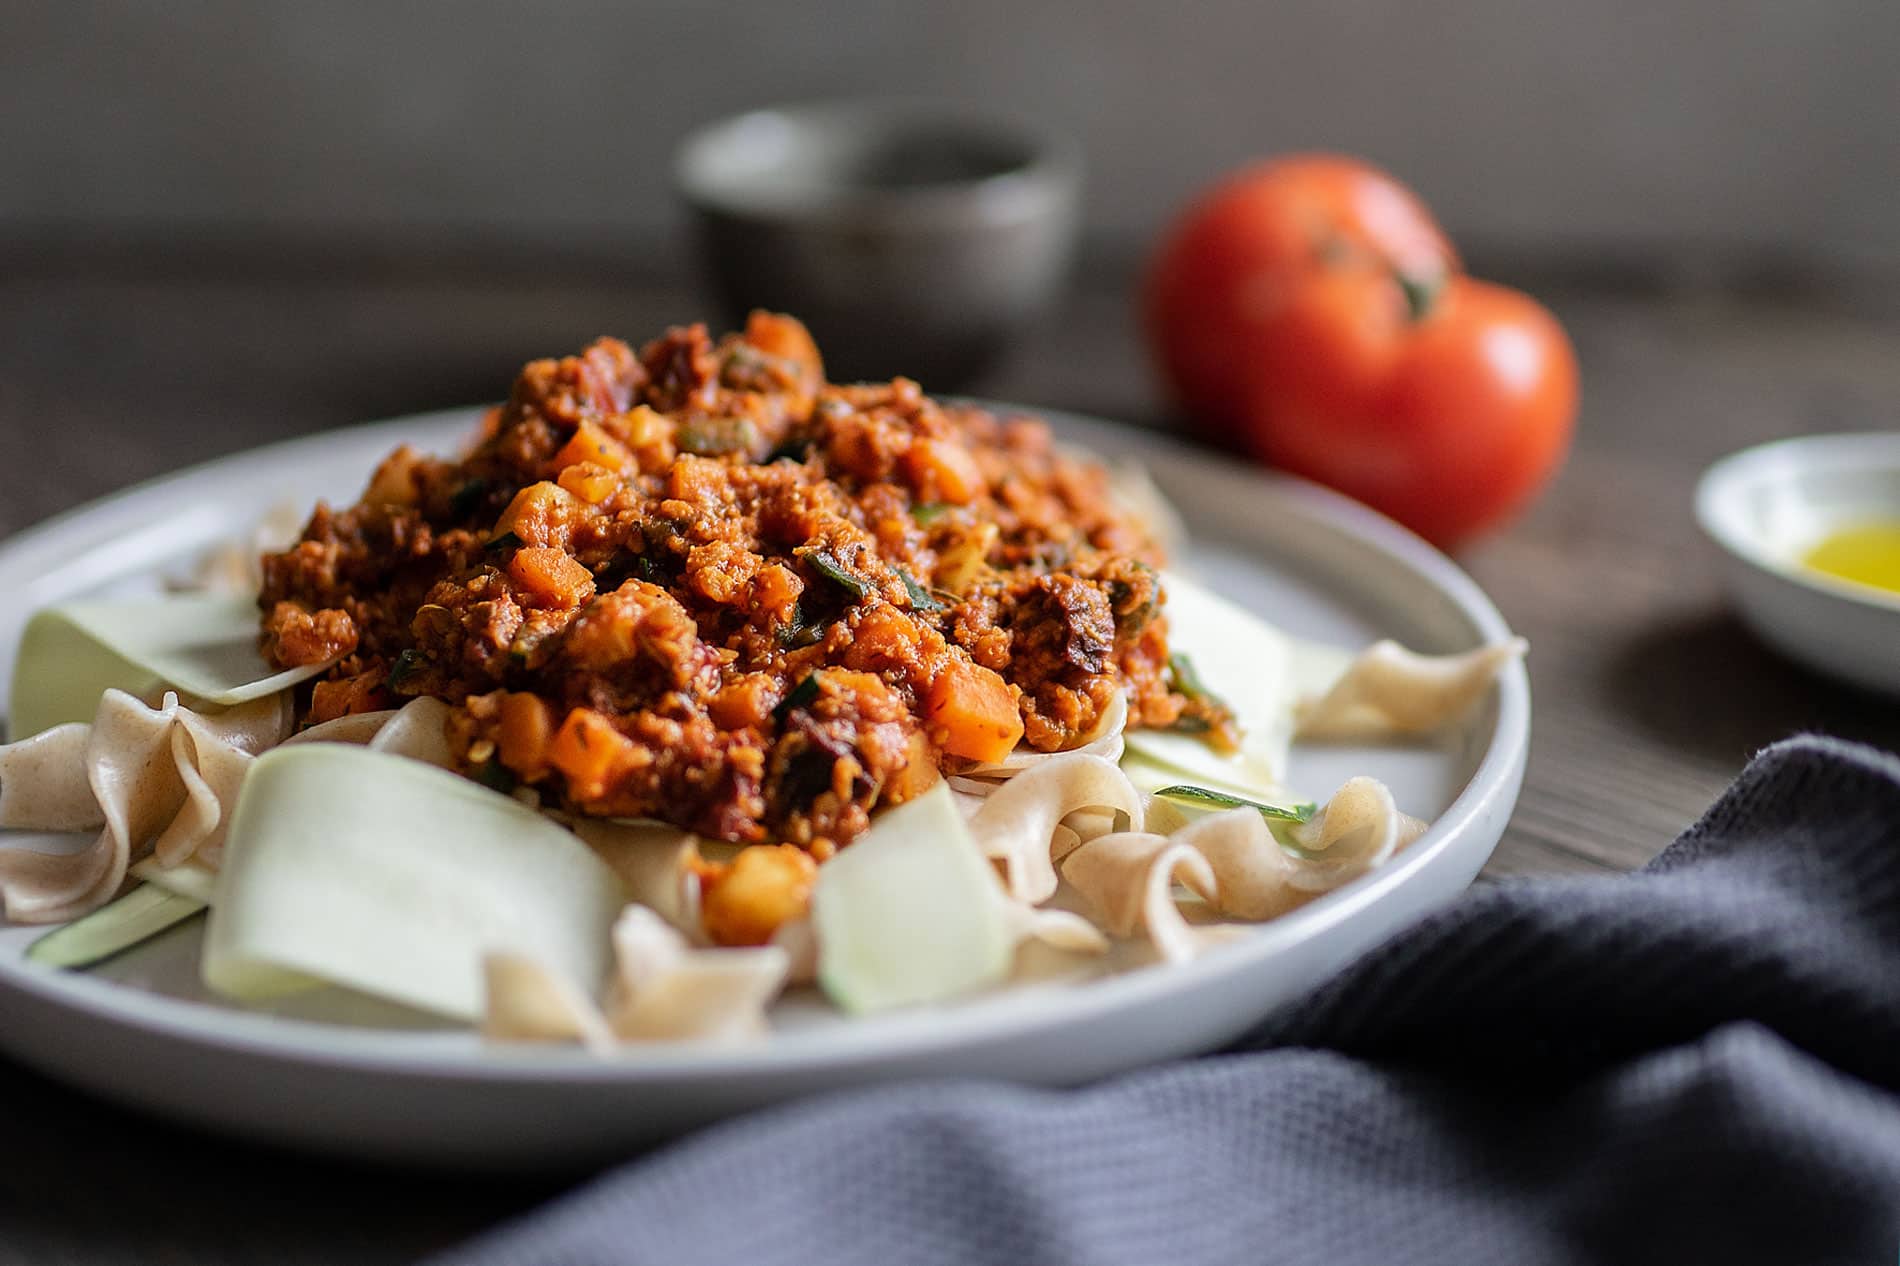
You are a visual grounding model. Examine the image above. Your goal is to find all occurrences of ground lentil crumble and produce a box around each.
[259,314,1229,869]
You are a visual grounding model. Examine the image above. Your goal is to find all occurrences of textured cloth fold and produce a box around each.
[436,736,1900,1266]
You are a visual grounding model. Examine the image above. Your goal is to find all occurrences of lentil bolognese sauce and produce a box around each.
[258,314,1232,931]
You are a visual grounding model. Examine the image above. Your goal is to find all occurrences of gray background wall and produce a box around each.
[4,1,1897,275]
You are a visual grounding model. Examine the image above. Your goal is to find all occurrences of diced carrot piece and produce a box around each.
[847,604,923,677]
[557,460,620,505]
[924,660,1024,763]
[552,421,631,475]
[495,691,554,778]
[508,546,596,609]
[708,673,775,731]
[495,481,582,547]
[308,672,386,725]
[547,707,634,801]
[666,454,729,504]
[750,562,802,624]
[904,437,983,505]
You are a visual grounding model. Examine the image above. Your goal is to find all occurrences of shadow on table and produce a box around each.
[1604,607,1900,764]
[0,1057,600,1265]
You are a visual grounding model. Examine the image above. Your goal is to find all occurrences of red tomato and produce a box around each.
[1144,154,1578,550]
[1145,154,1457,433]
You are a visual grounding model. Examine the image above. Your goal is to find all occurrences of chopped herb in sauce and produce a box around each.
[1168,652,1217,703]
[764,437,813,464]
[1166,651,1240,750]
[449,478,490,519]
[805,550,871,601]
[773,671,823,723]
[677,416,761,456]
[777,603,823,648]
[471,760,519,795]
[897,569,944,612]
[386,648,426,687]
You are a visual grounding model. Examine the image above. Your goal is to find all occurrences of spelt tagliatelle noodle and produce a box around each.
[480,953,614,1049]
[483,905,790,1047]
[283,710,399,748]
[279,695,458,769]
[1060,832,1227,965]
[0,724,98,830]
[604,906,788,1041]
[568,818,704,939]
[0,689,290,922]
[967,754,1146,904]
[1061,775,1432,964]
[177,500,305,596]
[1281,776,1429,890]
[1295,638,1528,741]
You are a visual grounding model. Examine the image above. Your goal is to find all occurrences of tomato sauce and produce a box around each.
[259,315,1210,853]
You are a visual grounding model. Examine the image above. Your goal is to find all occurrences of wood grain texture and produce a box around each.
[0,261,1895,1262]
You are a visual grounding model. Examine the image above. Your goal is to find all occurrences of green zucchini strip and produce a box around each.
[25,883,207,971]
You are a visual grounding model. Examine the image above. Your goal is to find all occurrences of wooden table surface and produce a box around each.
[1,257,1896,1262]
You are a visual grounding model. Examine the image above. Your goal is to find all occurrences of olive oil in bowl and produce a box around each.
[1803,519,1900,598]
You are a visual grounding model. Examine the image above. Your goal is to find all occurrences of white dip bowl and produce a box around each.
[1695,432,1900,695]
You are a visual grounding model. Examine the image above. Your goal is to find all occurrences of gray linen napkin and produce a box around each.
[434,735,1900,1266]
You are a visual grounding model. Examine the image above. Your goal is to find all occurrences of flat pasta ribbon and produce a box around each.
[483,905,789,1047]
[997,899,1110,956]
[1062,776,1428,963]
[1060,832,1224,965]
[1279,776,1428,892]
[281,696,457,768]
[1295,638,1527,741]
[568,818,704,939]
[604,906,788,1041]
[283,710,397,747]
[363,696,457,767]
[0,689,291,923]
[967,753,1144,904]
[480,954,614,1050]
[0,724,98,829]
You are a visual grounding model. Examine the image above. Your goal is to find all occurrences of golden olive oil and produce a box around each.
[1803,519,1900,596]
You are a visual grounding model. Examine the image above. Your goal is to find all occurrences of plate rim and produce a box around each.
[0,402,1530,1086]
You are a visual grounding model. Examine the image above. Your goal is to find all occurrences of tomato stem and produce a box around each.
[1397,269,1444,322]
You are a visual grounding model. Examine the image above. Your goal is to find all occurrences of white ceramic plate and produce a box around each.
[0,405,1528,1168]
[1696,432,1900,695]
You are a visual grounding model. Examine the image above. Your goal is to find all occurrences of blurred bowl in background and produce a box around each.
[675,101,1081,389]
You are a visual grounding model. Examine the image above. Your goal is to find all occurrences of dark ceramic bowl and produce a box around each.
[675,101,1082,389]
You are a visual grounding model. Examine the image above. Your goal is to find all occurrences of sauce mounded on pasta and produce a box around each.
[258,314,1223,870]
